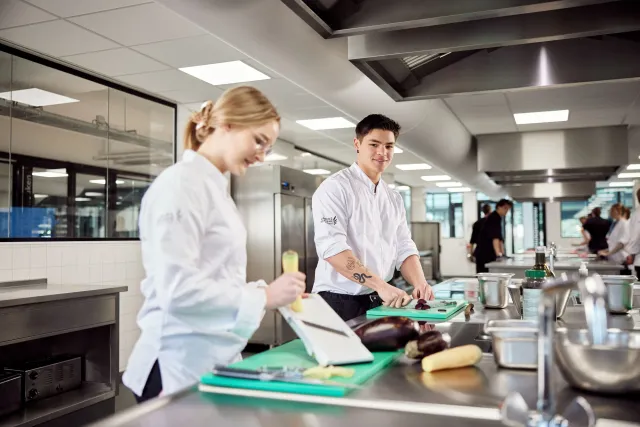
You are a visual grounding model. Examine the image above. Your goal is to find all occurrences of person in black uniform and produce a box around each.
[474,199,512,273]
[582,207,611,255]
[469,204,492,268]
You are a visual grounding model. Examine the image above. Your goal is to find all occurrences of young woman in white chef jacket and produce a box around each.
[122,86,306,403]
[598,203,631,274]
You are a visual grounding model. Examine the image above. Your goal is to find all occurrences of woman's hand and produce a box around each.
[265,272,306,310]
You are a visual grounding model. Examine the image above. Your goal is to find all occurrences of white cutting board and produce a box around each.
[278,294,374,366]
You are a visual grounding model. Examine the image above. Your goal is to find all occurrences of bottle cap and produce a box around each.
[525,269,546,279]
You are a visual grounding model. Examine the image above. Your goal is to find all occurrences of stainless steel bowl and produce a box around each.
[477,273,514,309]
[600,275,636,314]
[555,328,640,393]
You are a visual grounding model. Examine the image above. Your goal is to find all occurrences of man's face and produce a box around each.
[354,129,395,175]
[497,205,511,217]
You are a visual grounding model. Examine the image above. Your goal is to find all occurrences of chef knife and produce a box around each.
[211,366,362,389]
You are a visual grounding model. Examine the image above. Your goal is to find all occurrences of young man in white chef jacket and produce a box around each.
[311,114,434,321]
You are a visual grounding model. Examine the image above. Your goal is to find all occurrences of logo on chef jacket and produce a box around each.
[321,216,338,225]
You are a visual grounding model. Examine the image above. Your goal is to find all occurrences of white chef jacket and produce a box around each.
[625,210,640,266]
[606,218,629,265]
[311,163,419,295]
[122,149,267,397]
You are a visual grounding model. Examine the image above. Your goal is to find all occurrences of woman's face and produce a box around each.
[610,207,621,220]
[217,120,280,176]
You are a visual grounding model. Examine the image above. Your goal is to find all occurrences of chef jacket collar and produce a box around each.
[182,149,228,191]
[350,162,383,193]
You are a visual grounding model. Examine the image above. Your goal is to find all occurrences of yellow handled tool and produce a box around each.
[282,250,303,312]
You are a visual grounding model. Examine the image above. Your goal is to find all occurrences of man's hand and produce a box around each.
[598,249,609,257]
[378,284,411,308]
[412,282,434,300]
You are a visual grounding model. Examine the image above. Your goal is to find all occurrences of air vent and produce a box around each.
[401,53,443,70]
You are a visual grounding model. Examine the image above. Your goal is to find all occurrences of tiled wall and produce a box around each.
[0,241,144,371]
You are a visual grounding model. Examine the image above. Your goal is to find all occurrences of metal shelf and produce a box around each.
[0,382,114,427]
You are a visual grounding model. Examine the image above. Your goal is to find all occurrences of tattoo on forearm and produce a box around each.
[353,273,372,284]
[346,257,356,270]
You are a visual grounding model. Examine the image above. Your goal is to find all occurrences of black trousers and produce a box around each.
[476,263,489,274]
[318,291,381,321]
[134,360,163,404]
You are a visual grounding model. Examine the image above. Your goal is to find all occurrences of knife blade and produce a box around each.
[211,366,361,389]
[300,320,350,337]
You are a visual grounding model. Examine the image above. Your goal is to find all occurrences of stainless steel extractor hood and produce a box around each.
[477,126,628,201]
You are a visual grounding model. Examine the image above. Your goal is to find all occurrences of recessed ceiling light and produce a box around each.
[296,117,355,130]
[513,109,569,125]
[388,184,396,189]
[0,88,79,107]
[618,172,640,179]
[394,147,404,154]
[421,175,451,182]
[265,153,287,161]
[627,164,640,170]
[85,192,103,197]
[396,163,432,171]
[89,179,125,185]
[303,169,331,175]
[436,182,462,188]
[609,181,634,187]
[33,168,68,178]
[396,185,410,191]
[447,187,471,192]
[75,197,91,202]
[34,194,48,199]
[300,152,312,157]
[179,61,270,86]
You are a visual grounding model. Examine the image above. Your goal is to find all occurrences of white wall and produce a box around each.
[0,241,144,371]
[440,192,478,277]
[544,202,582,248]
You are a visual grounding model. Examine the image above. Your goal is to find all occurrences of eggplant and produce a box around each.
[404,330,449,360]
[353,317,419,351]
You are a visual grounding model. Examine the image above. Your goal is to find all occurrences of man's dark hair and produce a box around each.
[482,204,492,215]
[355,114,401,141]
[592,207,601,218]
[496,199,512,208]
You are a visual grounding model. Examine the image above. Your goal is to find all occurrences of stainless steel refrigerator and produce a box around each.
[230,164,322,346]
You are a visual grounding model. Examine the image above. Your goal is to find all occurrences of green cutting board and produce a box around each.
[366,299,468,319]
[200,339,398,397]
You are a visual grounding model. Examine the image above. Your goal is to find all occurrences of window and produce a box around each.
[426,193,463,238]
[0,47,176,240]
[560,188,635,238]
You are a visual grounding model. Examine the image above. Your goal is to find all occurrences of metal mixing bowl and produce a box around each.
[555,327,640,393]
[477,273,514,309]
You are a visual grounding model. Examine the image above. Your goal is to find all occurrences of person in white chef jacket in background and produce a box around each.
[624,189,640,276]
[311,114,434,321]
[598,203,631,274]
[122,87,306,403]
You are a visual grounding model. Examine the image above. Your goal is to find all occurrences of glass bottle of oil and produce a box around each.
[532,246,555,278]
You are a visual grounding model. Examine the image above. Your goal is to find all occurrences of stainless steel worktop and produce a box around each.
[90,279,640,427]
[486,258,622,274]
[0,282,128,308]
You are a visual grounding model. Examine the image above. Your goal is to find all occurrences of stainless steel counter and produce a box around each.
[0,282,128,308]
[89,279,640,427]
[486,259,622,276]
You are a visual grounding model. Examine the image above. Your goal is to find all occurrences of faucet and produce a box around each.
[548,242,557,275]
[501,273,608,427]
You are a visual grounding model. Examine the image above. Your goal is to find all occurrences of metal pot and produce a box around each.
[600,275,636,314]
[476,273,514,309]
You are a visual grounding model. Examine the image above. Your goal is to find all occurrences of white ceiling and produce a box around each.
[444,80,640,135]
[0,0,448,188]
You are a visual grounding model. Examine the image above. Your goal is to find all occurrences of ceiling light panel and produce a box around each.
[396,163,432,171]
[394,147,403,153]
[448,187,471,192]
[33,168,68,178]
[513,109,569,125]
[421,175,451,182]
[179,61,270,86]
[626,164,640,170]
[303,169,331,175]
[618,172,640,179]
[265,153,287,161]
[0,88,79,107]
[436,182,462,188]
[609,181,634,187]
[296,117,355,130]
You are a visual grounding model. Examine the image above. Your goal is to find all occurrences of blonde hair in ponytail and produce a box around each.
[184,86,280,152]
